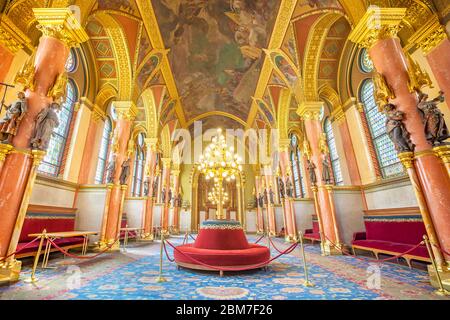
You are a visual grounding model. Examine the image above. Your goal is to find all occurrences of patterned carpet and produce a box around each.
[0,236,448,300]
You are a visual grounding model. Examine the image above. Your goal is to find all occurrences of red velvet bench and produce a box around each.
[304,215,321,243]
[16,205,84,259]
[352,207,430,267]
[174,220,270,274]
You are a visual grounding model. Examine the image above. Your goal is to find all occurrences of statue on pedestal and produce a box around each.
[417,91,449,146]
[384,103,414,152]
[263,189,268,206]
[322,157,333,185]
[286,178,293,198]
[278,178,285,199]
[269,186,275,205]
[0,92,27,144]
[119,158,131,185]
[152,180,158,198]
[143,178,150,196]
[307,160,317,186]
[30,102,60,151]
[258,193,264,208]
[161,187,166,203]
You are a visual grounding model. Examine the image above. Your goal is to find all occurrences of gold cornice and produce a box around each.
[0,144,14,162]
[407,15,448,55]
[331,106,346,124]
[246,0,298,127]
[33,8,89,48]
[144,138,159,152]
[92,104,106,123]
[342,97,357,112]
[0,14,32,53]
[35,174,79,191]
[348,8,407,49]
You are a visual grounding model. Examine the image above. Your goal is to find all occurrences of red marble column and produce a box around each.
[369,37,450,262]
[279,149,298,242]
[171,169,181,234]
[0,44,14,83]
[301,109,342,253]
[338,118,362,185]
[255,176,264,234]
[0,36,69,261]
[161,158,171,234]
[77,117,99,184]
[100,103,136,248]
[263,169,276,236]
[141,139,158,240]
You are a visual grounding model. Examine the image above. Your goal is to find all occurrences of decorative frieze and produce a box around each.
[408,15,448,55]
[0,14,32,53]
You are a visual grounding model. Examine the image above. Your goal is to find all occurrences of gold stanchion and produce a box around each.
[298,232,314,287]
[25,230,47,283]
[424,235,449,296]
[156,231,167,283]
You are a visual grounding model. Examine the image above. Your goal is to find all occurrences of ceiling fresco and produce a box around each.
[151,0,282,124]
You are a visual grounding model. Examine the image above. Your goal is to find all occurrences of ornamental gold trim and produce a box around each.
[408,15,448,55]
[0,14,32,53]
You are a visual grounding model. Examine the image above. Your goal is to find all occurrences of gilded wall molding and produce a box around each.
[0,14,32,53]
[407,15,448,55]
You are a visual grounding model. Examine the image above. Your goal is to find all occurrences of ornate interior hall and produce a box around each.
[0,0,450,301]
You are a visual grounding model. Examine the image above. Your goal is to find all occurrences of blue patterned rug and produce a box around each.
[0,236,447,300]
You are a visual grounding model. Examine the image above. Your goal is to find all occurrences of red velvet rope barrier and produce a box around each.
[164,239,298,272]
[189,234,196,242]
[46,238,119,260]
[163,241,175,263]
[322,235,425,264]
[268,237,293,254]
[0,237,40,263]
[254,235,265,245]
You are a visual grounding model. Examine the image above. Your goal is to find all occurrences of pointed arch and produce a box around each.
[140,87,159,138]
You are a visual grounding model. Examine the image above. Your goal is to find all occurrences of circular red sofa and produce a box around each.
[174,220,270,272]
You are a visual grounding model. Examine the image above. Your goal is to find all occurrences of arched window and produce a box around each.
[289,134,306,198]
[95,117,113,184]
[324,118,343,185]
[131,133,146,197]
[359,48,374,73]
[65,49,77,73]
[38,79,78,176]
[360,79,403,178]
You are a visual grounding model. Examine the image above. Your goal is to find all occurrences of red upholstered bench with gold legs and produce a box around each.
[174,220,270,273]
[351,207,430,267]
[15,205,84,259]
[304,215,321,244]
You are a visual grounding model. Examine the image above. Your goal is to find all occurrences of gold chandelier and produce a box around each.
[208,184,230,206]
[197,128,242,220]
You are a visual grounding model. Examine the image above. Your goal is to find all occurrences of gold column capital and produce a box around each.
[433,145,450,164]
[0,14,32,53]
[91,104,106,123]
[297,101,323,120]
[113,101,138,122]
[349,7,407,49]
[408,15,448,55]
[31,150,46,166]
[144,138,159,152]
[33,8,89,48]
[398,151,415,169]
[0,144,14,162]
[331,106,346,124]
[279,138,291,153]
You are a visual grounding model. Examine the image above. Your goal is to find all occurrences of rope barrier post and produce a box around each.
[26,230,47,283]
[156,231,167,283]
[123,225,129,253]
[424,235,449,296]
[298,232,314,287]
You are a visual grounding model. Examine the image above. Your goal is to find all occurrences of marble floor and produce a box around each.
[0,236,448,300]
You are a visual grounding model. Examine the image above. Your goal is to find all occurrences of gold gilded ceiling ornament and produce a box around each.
[0,14,32,53]
[348,8,407,49]
[48,72,68,101]
[408,15,447,55]
[114,101,138,122]
[374,72,395,108]
[127,139,135,158]
[111,135,120,155]
[303,139,312,160]
[406,53,433,93]
[14,52,36,91]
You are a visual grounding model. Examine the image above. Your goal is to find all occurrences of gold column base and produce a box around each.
[161,230,170,237]
[171,228,180,235]
[269,231,277,237]
[285,235,298,243]
[428,265,450,292]
[323,242,344,256]
[95,240,120,252]
[0,260,22,286]
[140,233,154,242]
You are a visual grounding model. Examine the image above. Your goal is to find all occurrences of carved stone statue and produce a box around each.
[161,187,166,203]
[152,179,158,198]
[30,102,60,151]
[384,103,414,152]
[263,189,268,206]
[258,193,264,208]
[286,178,293,198]
[307,160,317,186]
[322,157,333,185]
[168,188,173,204]
[106,157,116,184]
[418,91,449,146]
[269,187,275,205]
[119,158,131,185]
[278,178,285,199]
[0,92,27,144]
[143,178,150,196]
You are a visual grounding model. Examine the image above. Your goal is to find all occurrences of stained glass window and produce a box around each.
[360,79,404,178]
[359,48,374,73]
[289,134,306,198]
[95,117,113,184]
[38,80,77,176]
[65,50,77,73]
[131,133,146,197]
[324,118,344,185]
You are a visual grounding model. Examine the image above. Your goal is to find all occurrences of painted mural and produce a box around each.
[151,0,281,123]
